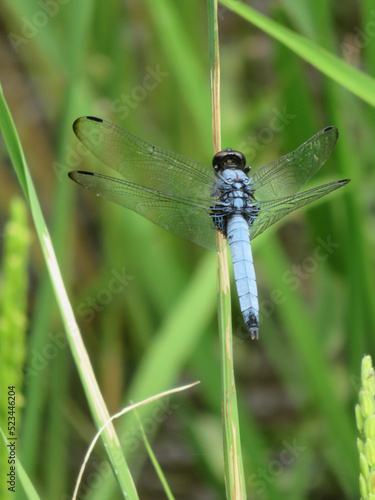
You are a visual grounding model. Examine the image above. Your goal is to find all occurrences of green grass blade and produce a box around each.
[19,1,95,479]
[0,84,139,500]
[220,0,375,107]
[127,251,216,402]
[14,457,41,500]
[133,408,175,500]
[0,429,41,500]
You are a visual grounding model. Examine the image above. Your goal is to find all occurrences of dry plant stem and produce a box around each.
[209,1,221,153]
[208,0,247,497]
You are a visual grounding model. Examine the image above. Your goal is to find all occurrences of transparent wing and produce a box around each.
[250,179,350,240]
[69,171,221,250]
[249,127,339,201]
[73,116,216,198]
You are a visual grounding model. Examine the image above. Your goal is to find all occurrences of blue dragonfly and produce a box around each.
[69,116,350,339]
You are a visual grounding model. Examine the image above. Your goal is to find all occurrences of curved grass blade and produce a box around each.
[73,383,198,500]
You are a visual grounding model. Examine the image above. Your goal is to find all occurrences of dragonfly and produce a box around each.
[69,116,350,339]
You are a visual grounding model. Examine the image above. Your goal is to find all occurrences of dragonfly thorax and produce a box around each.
[212,148,248,173]
[216,169,255,209]
[210,168,259,236]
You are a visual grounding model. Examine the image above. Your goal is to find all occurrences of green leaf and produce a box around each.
[220,0,375,107]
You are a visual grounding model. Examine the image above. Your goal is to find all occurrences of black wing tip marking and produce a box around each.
[72,115,103,133]
[86,116,103,123]
[340,179,351,187]
[68,170,94,181]
[323,125,339,139]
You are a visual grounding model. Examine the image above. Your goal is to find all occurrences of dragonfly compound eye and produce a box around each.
[212,148,247,172]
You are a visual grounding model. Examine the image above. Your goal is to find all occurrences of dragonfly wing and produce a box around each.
[250,179,350,240]
[250,127,339,201]
[69,171,221,251]
[73,116,216,199]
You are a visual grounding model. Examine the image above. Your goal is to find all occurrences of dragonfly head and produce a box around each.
[212,148,248,173]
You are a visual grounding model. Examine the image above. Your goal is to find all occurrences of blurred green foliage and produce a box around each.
[0,198,30,499]
[0,0,374,498]
[356,355,375,500]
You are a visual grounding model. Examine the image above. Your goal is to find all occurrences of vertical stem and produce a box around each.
[207,2,247,498]
[208,0,221,153]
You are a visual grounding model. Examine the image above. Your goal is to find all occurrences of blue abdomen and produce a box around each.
[227,214,259,339]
